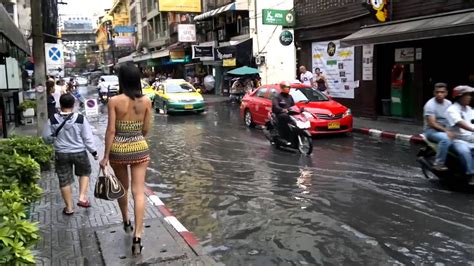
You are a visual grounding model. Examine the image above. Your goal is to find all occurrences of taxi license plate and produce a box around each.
[328,122,340,129]
[184,104,194,109]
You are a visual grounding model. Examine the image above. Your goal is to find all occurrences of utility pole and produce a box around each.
[31,0,47,136]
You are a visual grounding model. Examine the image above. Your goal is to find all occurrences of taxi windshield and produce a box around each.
[166,83,196,93]
[290,88,329,102]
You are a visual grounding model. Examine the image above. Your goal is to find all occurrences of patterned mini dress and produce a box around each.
[109,120,150,165]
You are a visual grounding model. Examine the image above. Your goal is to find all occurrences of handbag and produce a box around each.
[94,168,125,200]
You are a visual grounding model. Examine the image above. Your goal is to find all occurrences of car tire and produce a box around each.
[244,109,255,128]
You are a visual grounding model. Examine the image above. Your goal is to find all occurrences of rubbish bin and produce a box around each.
[381,99,391,116]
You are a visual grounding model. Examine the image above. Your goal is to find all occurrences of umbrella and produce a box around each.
[227,66,261,75]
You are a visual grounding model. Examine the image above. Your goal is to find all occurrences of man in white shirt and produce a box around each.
[446,85,474,185]
[299,66,313,86]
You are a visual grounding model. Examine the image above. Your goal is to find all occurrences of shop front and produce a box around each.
[342,9,474,120]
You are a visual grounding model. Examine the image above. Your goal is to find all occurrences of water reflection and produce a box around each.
[146,102,474,265]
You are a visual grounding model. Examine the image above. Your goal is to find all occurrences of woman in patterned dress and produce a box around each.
[100,62,152,256]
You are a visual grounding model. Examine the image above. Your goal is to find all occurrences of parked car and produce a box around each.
[154,79,205,114]
[240,83,353,135]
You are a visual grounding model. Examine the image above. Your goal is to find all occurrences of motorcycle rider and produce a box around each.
[423,83,453,171]
[446,85,474,185]
[97,78,108,101]
[272,81,296,145]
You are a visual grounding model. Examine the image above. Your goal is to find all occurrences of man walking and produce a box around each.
[43,94,98,215]
[423,83,453,171]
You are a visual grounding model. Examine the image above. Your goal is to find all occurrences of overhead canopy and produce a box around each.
[227,66,260,75]
[341,9,474,46]
[0,4,30,55]
[194,0,248,21]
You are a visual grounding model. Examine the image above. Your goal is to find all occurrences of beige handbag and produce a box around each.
[94,168,125,200]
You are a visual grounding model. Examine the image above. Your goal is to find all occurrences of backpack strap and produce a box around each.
[75,114,84,124]
[50,114,59,125]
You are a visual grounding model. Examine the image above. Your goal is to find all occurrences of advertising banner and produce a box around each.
[114,36,135,47]
[159,0,201,12]
[262,9,295,26]
[362,44,374,81]
[312,40,355,99]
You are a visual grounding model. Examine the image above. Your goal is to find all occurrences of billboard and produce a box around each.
[159,0,201,12]
[312,40,355,99]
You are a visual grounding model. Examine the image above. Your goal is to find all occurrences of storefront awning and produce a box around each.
[194,0,248,21]
[341,9,474,46]
[133,49,169,63]
[117,53,134,64]
[0,4,30,55]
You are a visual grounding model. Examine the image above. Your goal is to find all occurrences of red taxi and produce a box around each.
[240,83,353,135]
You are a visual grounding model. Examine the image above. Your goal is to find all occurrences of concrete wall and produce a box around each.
[249,0,296,85]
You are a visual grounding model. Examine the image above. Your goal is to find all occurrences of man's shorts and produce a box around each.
[55,151,91,188]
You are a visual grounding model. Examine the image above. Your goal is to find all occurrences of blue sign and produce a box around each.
[114,26,136,33]
[48,47,61,61]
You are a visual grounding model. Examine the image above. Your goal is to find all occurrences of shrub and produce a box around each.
[18,100,36,112]
[0,136,53,170]
[0,186,40,264]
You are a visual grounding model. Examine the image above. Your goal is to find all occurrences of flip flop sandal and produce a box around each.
[62,207,74,215]
[77,200,91,208]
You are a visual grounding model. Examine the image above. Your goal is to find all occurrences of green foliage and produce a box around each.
[0,135,53,170]
[0,186,39,264]
[18,100,37,112]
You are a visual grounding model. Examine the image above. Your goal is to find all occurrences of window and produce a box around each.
[165,83,196,93]
[290,88,329,102]
[268,88,279,100]
[130,7,137,24]
[256,88,268,98]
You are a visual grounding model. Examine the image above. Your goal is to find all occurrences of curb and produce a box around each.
[353,127,424,144]
[143,187,200,250]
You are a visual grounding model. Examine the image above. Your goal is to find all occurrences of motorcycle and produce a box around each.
[416,134,472,185]
[263,106,313,155]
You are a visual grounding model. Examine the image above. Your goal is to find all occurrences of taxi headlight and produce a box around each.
[344,109,352,117]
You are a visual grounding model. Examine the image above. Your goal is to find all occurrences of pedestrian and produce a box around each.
[299,65,313,86]
[54,80,62,107]
[42,93,98,215]
[99,62,151,256]
[46,79,57,118]
[314,68,329,94]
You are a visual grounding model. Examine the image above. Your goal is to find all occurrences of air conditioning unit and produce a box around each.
[255,55,265,65]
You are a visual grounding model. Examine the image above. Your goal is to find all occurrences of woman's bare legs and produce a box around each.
[110,164,130,223]
[130,161,148,238]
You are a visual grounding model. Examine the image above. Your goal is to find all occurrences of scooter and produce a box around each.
[416,134,472,185]
[263,106,313,155]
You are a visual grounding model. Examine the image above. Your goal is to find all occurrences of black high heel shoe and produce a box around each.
[132,237,143,256]
[123,220,133,233]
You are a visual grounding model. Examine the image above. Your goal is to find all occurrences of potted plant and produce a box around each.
[18,100,36,118]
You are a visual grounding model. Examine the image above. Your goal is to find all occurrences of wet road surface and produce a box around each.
[87,89,473,265]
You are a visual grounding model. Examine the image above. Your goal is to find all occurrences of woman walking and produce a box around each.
[99,62,152,256]
[314,68,329,94]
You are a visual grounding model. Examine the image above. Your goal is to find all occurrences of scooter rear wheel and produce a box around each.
[298,135,313,155]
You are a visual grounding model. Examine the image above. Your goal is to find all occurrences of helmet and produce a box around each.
[279,81,291,89]
[452,85,474,98]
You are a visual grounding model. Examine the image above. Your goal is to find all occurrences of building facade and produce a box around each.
[295,0,474,120]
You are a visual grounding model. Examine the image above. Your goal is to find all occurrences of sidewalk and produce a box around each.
[353,116,424,144]
[14,127,215,265]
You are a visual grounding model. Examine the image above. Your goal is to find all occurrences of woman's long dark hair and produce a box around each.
[117,62,143,99]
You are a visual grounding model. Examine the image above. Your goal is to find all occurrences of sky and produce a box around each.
[58,0,113,16]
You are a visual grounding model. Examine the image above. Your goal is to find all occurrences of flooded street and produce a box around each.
[141,99,474,265]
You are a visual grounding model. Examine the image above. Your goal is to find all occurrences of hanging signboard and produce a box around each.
[159,0,201,12]
[262,9,295,26]
[178,24,197,42]
[114,36,135,47]
[312,40,355,99]
[114,26,136,33]
[223,58,236,67]
[192,45,214,61]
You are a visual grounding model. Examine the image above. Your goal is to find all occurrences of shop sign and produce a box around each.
[178,24,196,42]
[223,58,236,67]
[170,50,186,60]
[114,26,136,33]
[192,45,214,61]
[114,36,135,47]
[216,46,236,60]
[279,30,293,46]
[395,48,414,62]
[262,9,295,27]
[362,44,374,81]
[159,0,201,12]
[312,40,355,99]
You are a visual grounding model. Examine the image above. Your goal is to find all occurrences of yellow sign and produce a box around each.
[170,50,185,60]
[223,58,236,67]
[159,0,201,12]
